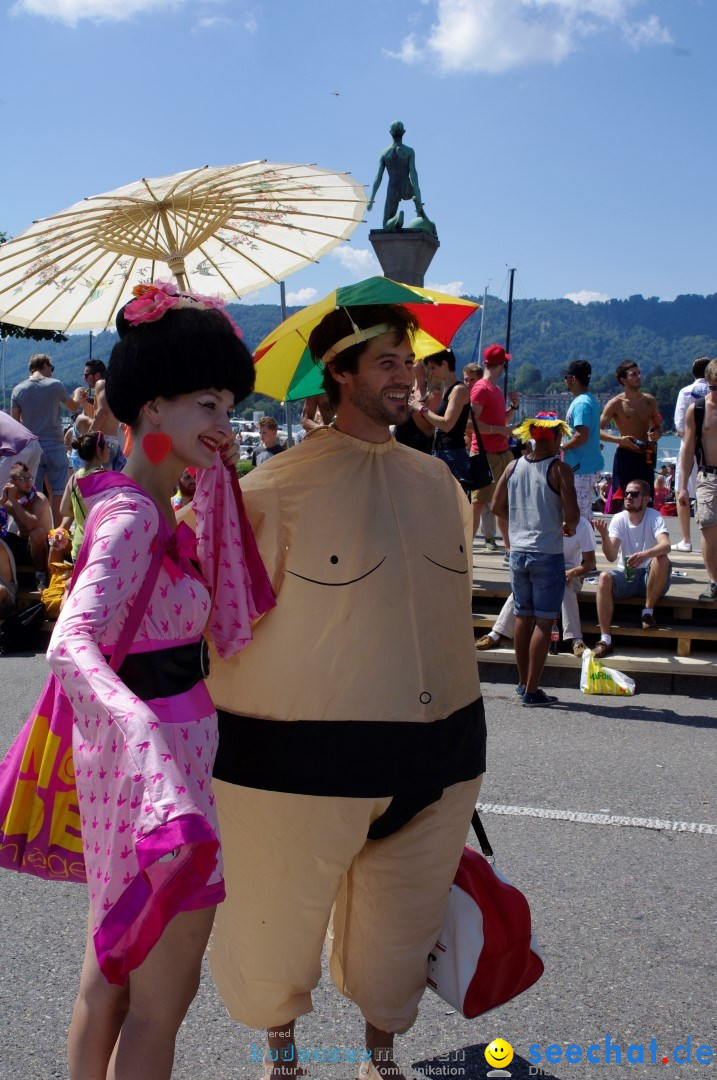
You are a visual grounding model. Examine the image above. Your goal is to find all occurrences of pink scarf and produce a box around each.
[194,456,275,658]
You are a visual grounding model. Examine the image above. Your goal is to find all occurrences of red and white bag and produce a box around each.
[427,814,544,1018]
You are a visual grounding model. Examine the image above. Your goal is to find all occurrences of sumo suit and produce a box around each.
[206,426,486,1033]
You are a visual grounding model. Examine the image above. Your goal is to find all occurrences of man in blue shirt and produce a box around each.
[561,360,604,520]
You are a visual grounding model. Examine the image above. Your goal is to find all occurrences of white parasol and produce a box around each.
[0,161,366,332]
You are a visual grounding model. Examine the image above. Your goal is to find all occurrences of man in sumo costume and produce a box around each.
[207,303,486,1080]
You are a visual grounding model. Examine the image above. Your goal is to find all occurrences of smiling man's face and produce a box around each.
[334,332,415,429]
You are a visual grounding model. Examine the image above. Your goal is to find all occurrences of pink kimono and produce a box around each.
[46,469,270,985]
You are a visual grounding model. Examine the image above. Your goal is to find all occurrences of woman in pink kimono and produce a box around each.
[46,282,262,1080]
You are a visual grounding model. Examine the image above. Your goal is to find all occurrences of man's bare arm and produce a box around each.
[645,393,663,440]
[417,384,469,432]
[89,380,111,432]
[567,548,597,582]
[556,460,579,535]
[562,424,589,451]
[593,518,620,562]
[678,403,697,506]
[5,491,52,534]
[600,397,640,449]
[599,398,621,443]
[10,405,22,422]
[64,390,82,415]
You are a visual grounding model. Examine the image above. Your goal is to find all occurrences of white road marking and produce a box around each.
[476,801,717,835]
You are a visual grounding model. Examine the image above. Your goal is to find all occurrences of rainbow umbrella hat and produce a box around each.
[253,276,479,401]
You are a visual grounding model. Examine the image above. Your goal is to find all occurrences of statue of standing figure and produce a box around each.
[367,121,437,236]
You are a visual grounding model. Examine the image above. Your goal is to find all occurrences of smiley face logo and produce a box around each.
[485,1039,514,1070]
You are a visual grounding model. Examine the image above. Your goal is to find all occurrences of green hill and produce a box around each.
[3,292,716,422]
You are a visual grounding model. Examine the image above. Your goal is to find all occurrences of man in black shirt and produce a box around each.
[251,416,286,467]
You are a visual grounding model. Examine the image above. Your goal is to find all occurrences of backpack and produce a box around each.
[0,602,46,655]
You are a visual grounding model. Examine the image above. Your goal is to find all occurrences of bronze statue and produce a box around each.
[367,121,437,236]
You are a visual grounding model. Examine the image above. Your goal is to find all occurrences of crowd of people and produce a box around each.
[393,345,714,705]
[0,284,715,1077]
[477,352,717,697]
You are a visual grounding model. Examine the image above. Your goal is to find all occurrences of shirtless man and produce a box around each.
[81,359,126,470]
[600,360,662,505]
[1,461,53,576]
[678,357,717,601]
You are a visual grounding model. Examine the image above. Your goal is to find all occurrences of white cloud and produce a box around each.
[426,280,465,296]
[623,13,672,48]
[285,287,318,306]
[384,34,423,64]
[196,13,235,29]
[329,247,379,276]
[390,0,672,74]
[12,0,254,28]
[12,0,180,23]
[564,289,611,304]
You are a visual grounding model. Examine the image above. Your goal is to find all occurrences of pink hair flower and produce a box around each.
[125,280,181,325]
[123,277,243,339]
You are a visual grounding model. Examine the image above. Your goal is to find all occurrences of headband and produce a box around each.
[321,310,392,365]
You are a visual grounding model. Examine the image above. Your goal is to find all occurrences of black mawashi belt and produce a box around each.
[114,639,209,700]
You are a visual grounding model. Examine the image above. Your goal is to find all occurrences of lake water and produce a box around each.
[601,434,680,475]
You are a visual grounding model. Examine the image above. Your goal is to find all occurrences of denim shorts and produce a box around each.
[610,564,671,600]
[510,550,566,620]
[37,440,70,496]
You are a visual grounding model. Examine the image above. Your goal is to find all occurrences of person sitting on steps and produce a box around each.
[592,478,671,658]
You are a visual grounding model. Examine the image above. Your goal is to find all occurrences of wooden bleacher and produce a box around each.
[471,518,716,681]
[5,522,716,681]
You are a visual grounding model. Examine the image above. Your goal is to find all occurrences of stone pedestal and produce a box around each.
[369,229,440,287]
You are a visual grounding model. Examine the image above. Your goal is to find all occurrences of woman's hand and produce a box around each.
[219,436,240,470]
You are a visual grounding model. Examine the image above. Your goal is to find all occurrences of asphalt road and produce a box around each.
[1,651,715,1080]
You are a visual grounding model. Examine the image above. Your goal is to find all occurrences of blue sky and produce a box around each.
[1,0,714,310]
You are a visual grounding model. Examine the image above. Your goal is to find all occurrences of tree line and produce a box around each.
[3,291,716,423]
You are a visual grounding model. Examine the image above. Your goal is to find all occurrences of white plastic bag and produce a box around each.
[580,648,635,696]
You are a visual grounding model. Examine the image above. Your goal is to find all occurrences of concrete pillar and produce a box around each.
[368,229,440,287]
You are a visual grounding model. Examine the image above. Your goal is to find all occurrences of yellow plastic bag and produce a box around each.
[40,546,73,619]
[580,649,635,696]
[40,571,70,619]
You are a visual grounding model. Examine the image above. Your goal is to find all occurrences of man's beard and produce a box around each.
[348,379,410,428]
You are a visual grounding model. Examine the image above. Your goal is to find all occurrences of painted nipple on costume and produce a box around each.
[142,432,173,464]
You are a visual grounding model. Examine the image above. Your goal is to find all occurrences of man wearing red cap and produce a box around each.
[469,345,519,556]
